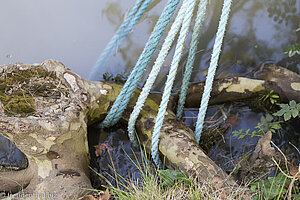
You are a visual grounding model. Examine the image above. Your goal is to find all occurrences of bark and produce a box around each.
[184,64,300,108]
[0,60,298,199]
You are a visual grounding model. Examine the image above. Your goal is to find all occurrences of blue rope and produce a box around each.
[151,0,197,169]
[176,0,208,119]
[92,0,231,170]
[88,0,152,81]
[194,0,232,143]
[128,0,190,146]
[99,0,180,128]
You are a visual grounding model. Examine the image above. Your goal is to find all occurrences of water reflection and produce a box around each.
[0,134,28,170]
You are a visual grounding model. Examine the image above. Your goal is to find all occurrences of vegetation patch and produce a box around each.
[0,66,64,116]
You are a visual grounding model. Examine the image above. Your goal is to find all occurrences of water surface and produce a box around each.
[0,0,299,82]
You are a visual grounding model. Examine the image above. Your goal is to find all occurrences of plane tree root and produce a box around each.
[0,60,298,199]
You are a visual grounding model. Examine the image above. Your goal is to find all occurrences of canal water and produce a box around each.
[0,0,299,81]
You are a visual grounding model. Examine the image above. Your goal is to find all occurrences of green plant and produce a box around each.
[283,43,300,57]
[93,144,250,200]
[158,169,192,187]
[250,172,290,200]
[233,114,282,139]
[263,90,279,104]
[273,100,300,121]
[283,23,300,57]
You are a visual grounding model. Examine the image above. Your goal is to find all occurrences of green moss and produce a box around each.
[0,66,61,116]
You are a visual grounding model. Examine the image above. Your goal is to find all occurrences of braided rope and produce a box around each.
[88,0,152,80]
[176,0,208,119]
[128,0,190,146]
[99,0,180,128]
[151,0,197,168]
[194,0,232,143]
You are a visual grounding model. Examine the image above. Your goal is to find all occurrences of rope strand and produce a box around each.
[89,0,152,80]
[194,0,232,143]
[176,0,208,119]
[99,0,180,128]
[151,0,197,168]
[128,0,190,146]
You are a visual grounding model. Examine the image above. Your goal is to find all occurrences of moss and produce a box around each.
[0,66,63,116]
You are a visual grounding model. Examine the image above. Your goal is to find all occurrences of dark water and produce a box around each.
[183,104,300,172]
[88,124,153,189]
[0,135,27,170]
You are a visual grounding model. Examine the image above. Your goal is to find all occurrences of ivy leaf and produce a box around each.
[290,100,297,107]
[271,123,281,130]
[283,44,300,57]
[284,112,291,121]
[278,103,288,109]
[292,109,299,118]
[274,109,285,116]
[265,114,273,121]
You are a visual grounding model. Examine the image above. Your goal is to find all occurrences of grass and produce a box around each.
[87,141,300,200]
[87,110,300,200]
[90,145,252,200]
[107,167,252,200]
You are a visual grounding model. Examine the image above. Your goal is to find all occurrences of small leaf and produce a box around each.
[159,169,190,187]
[273,109,285,116]
[271,123,281,130]
[278,103,288,109]
[289,50,296,57]
[265,114,273,121]
[270,129,276,133]
[292,109,299,118]
[290,100,297,107]
[284,112,291,121]
[284,44,300,57]
[271,94,279,98]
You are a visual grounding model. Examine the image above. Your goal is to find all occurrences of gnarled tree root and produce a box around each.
[0,60,298,199]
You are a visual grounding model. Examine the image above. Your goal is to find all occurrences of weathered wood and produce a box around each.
[184,64,300,108]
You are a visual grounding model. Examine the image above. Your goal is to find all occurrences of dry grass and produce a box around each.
[102,148,252,200]
[108,169,252,200]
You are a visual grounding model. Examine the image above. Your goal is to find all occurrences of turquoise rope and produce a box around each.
[152,0,197,169]
[88,0,152,80]
[194,0,232,143]
[128,0,190,146]
[176,0,208,119]
[99,0,180,128]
